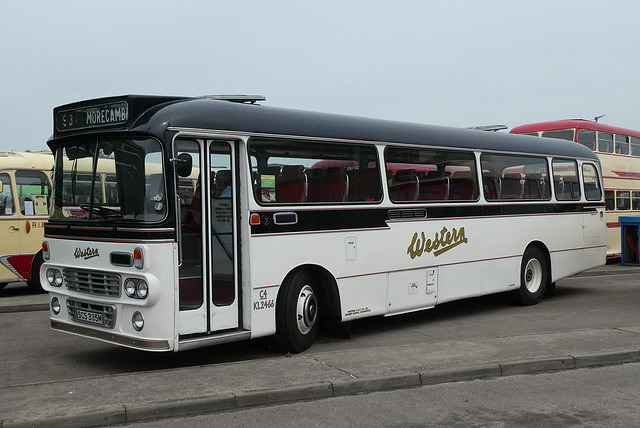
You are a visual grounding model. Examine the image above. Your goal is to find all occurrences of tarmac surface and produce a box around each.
[1,263,639,428]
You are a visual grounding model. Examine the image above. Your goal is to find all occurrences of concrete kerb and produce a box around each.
[3,350,640,428]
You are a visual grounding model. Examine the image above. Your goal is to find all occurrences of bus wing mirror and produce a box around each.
[175,153,193,177]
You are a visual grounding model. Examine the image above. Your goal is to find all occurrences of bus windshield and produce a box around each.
[49,137,166,222]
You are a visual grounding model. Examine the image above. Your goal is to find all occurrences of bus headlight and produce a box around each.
[124,279,137,298]
[136,280,148,299]
[124,278,149,299]
[51,297,61,314]
[46,268,63,287]
[132,311,144,331]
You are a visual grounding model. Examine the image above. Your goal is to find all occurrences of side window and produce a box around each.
[630,137,640,156]
[15,170,51,216]
[617,191,631,210]
[541,130,574,141]
[582,163,602,201]
[577,130,596,151]
[385,147,478,202]
[598,132,614,153]
[633,191,640,210]
[552,159,581,201]
[0,173,14,216]
[481,154,550,201]
[615,135,629,155]
[604,190,615,211]
[248,139,381,204]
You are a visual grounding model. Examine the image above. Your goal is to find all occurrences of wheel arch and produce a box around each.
[277,264,341,319]
[523,241,552,285]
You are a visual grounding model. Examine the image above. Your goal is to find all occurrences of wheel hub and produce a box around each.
[296,285,318,335]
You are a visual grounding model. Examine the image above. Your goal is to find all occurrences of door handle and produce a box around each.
[9,225,20,231]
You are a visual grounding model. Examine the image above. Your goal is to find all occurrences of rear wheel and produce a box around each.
[276,270,320,353]
[515,246,548,306]
[27,251,45,294]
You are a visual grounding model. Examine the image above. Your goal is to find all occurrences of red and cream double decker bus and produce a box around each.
[41,96,606,352]
[511,119,640,258]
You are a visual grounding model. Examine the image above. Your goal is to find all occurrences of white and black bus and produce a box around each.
[41,95,606,352]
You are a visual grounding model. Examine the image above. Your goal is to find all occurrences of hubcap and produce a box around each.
[524,258,543,293]
[296,285,318,335]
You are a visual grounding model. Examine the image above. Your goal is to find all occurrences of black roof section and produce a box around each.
[50,95,599,161]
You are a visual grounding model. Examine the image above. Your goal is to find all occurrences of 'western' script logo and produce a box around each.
[407,226,468,259]
[74,247,100,260]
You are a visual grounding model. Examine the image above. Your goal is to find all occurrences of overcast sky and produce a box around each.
[2,0,639,152]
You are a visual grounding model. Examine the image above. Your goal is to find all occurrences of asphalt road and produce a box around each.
[125,362,640,428]
[1,266,639,426]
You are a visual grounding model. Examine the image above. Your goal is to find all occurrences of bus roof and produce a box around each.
[49,95,599,161]
[510,119,640,139]
[0,151,53,170]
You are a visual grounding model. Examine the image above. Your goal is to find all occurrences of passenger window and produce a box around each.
[582,163,602,201]
[633,191,640,211]
[248,139,381,204]
[385,147,478,202]
[598,132,614,153]
[604,190,615,211]
[15,170,51,215]
[552,159,581,201]
[541,130,574,141]
[617,191,631,210]
[0,173,14,216]
[615,135,629,155]
[577,130,596,151]
[631,137,640,156]
[481,154,550,201]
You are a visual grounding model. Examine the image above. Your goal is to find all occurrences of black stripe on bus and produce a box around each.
[250,203,603,235]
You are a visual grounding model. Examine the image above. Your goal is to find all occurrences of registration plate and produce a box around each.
[76,309,103,325]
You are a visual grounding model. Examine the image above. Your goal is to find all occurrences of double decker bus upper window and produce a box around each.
[598,132,614,153]
[541,130,574,141]
[631,137,640,156]
[577,130,596,151]
[615,135,629,155]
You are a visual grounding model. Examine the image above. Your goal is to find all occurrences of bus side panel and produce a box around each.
[247,228,389,337]
[389,218,483,307]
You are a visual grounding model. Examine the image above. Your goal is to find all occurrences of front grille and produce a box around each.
[64,269,121,297]
[67,299,117,328]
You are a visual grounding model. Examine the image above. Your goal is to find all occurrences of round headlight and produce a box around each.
[51,297,60,314]
[54,270,63,287]
[46,268,56,286]
[124,279,137,298]
[136,280,148,299]
[132,311,144,331]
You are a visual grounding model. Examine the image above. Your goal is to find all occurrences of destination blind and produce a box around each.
[56,101,129,132]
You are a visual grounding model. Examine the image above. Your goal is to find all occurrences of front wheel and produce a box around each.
[275,270,321,353]
[515,247,548,306]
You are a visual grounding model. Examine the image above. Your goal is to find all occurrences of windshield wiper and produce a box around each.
[80,204,123,220]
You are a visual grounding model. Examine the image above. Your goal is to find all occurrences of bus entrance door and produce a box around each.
[176,139,239,337]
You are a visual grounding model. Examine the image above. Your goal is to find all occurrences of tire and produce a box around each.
[515,246,548,306]
[27,251,46,294]
[275,270,321,353]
